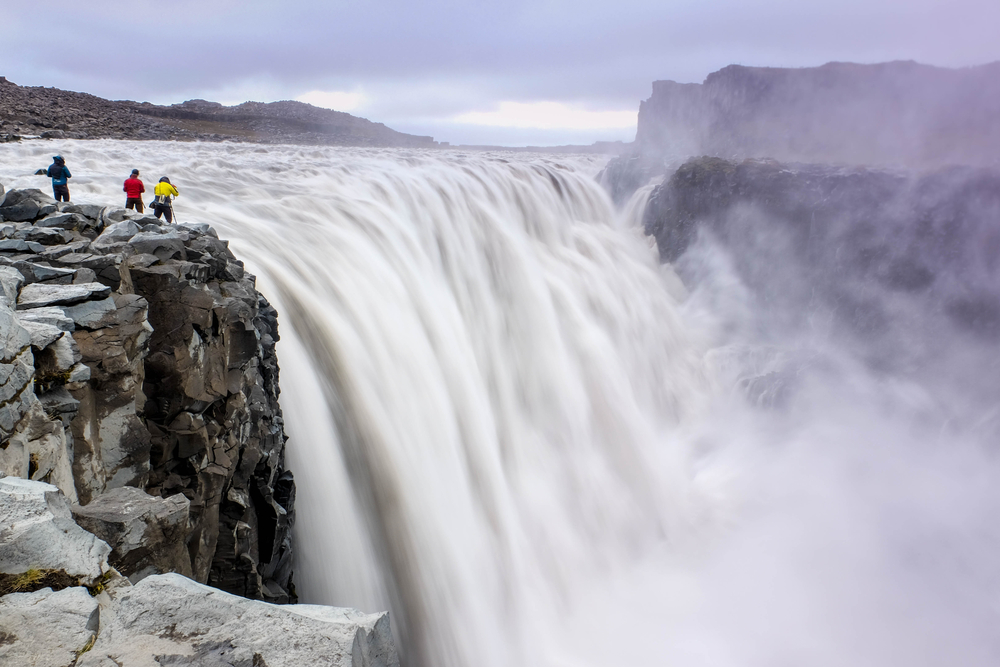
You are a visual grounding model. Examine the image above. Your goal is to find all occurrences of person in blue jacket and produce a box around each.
[46,155,72,201]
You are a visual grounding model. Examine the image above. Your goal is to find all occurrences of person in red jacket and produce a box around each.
[123,169,146,212]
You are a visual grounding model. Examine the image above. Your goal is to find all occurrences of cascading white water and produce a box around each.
[2,141,999,667]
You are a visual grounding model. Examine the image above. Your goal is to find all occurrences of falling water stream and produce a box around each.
[1,141,998,667]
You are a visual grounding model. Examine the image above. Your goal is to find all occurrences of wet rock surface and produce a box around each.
[0,184,295,603]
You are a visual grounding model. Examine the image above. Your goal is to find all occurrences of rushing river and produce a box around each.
[1,140,998,667]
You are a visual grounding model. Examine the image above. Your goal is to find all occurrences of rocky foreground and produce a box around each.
[0,76,436,147]
[0,185,398,665]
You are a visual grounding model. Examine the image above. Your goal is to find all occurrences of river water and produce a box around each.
[1,140,998,667]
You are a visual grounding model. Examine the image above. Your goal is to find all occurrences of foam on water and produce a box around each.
[2,141,998,667]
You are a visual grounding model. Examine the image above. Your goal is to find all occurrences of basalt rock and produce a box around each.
[0,479,398,667]
[0,184,296,603]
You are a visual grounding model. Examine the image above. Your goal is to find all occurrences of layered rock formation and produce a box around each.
[0,477,398,667]
[0,76,436,147]
[601,61,1000,203]
[0,184,294,602]
[636,61,1000,167]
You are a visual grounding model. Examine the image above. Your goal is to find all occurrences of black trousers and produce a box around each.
[125,198,144,212]
[153,203,173,223]
[53,184,70,201]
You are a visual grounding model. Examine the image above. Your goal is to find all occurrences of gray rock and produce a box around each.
[0,265,24,306]
[0,477,109,579]
[0,238,31,253]
[0,303,35,436]
[17,281,112,309]
[128,230,186,261]
[25,226,74,245]
[16,305,75,330]
[0,223,14,238]
[0,587,100,667]
[72,486,193,582]
[178,222,219,238]
[0,200,38,223]
[100,207,130,225]
[39,385,82,420]
[2,402,78,500]
[63,203,103,220]
[76,574,399,667]
[18,318,64,349]
[73,267,98,284]
[92,220,140,249]
[61,296,117,329]
[9,260,77,285]
[36,212,86,230]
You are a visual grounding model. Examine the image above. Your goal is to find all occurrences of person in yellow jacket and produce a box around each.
[152,176,180,223]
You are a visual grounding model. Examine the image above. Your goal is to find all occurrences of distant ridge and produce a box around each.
[0,77,437,147]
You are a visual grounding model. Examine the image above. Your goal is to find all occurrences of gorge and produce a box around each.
[2,60,1000,667]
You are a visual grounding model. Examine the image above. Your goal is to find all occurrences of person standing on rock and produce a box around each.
[46,155,72,202]
[152,176,179,223]
[124,169,146,212]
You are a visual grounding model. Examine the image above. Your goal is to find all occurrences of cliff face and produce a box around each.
[635,61,1000,167]
[0,185,294,602]
[0,77,436,147]
[643,158,1000,360]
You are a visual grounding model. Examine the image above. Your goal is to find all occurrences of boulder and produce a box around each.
[62,203,103,221]
[0,587,100,666]
[92,219,140,250]
[75,573,399,667]
[0,477,109,582]
[0,199,38,223]
[17,281,113,309]
[128,229,187,261]
[71,486,193,582]
[24,226,73,245]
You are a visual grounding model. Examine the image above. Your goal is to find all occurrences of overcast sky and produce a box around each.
[2,0,999,146]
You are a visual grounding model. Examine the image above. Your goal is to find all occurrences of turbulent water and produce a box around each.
[2,141,999,667]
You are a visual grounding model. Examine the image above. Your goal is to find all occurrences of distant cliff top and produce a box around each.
[637,60,1000,168]
[0,78,437,147]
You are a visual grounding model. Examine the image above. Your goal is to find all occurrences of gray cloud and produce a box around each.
[2,0,998,144]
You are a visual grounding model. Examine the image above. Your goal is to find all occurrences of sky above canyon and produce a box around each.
[2,0,999,146]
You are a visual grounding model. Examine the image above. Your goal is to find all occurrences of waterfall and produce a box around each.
[1,141,998,667]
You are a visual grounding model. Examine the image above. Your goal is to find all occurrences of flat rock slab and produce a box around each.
[0,586,100,666]
[16,305,75,330]
[77,573,399,667]
[62,296,117,329]
[0,238,45,253]
[17,281,112,309]
[0,477,110,584]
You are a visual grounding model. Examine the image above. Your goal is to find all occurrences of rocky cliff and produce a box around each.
[643,157,1000,370]
[0,184,294,602]
[0,77,437,147]
[636,61,1000,167]
[600,61,1000,204]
